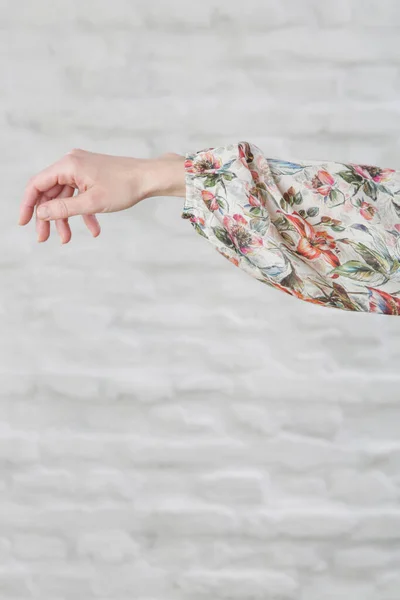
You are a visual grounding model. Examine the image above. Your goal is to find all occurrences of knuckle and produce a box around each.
[65,148,85,167]
[67,147,84,157]
[55,198,70,219]
[26,174,37,188]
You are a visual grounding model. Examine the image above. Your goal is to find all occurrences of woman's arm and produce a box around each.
[19,143,400,315]
[18,148,187,243]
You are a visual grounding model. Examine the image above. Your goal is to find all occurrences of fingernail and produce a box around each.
[37,206,49,219]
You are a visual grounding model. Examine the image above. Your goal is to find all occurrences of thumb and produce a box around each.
[37,188,101,221]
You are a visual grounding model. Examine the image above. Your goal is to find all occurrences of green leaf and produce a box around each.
[338,170,363,185]
[280,265,304,292]
[193,223,208,239]
[331,282,362,311]
[213,226,235,248]
[203,175,218,187]
[390,258,400,274]
[363,180,378,201]
[378,184,393,196]
[250,206,262,216]
[222,171,236,181]
[280,231,295,245]
[344,239,392,274]
[217,198,226,210]
[250,217,269,236]
[326,188,345,208]
[365,226,394,264]
[280,198,287,210]
[307,206,319,217]
[392,200,400,218]
[294,192,303,205]
[298,209,307,218]
[331,224,346,232]
[329,260,380,282]
[272,215,287,229]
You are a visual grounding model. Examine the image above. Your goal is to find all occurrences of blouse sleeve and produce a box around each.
[181,141,400,316]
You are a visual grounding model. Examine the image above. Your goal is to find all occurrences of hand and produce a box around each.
[18,148,186,244]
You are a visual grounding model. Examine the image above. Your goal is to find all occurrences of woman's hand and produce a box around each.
[18,148,186,244]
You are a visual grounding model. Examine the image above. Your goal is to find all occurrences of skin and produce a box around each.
[18,148,187,244]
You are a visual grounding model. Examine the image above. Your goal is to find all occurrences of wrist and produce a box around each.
[142,154,186,200]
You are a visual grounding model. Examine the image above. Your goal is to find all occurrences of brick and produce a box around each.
[13,534,67,559]
[328,469,398,505]
[176,569,298,599]
[0,435,39,464]
[334,545,393,571]
[300,577,378,600]
[352,513,400,541]
[76,531,139,563]
[12,468,76,496]
[195,469,266,504]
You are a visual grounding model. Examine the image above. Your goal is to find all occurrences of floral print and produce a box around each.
[182,142,400,315]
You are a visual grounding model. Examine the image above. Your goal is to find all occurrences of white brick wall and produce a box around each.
[2,0,400,598]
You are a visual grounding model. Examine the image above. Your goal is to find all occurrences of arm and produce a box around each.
[19,143,400,315]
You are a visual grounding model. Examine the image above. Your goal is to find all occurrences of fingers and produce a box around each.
[22,150,102,244]
[54,185,74,244]
[36,187,101,221]
[36,196,51,243]
[36,184,73,243]
[83,214,101,238]
[19,154,77,226]
[36,186,101,244]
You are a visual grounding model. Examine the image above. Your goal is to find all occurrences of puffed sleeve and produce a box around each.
[182,141,400,315]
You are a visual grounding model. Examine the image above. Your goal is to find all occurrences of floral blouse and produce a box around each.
[182,142,400,316]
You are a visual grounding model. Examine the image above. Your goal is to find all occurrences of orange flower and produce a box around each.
[278,210,340,268]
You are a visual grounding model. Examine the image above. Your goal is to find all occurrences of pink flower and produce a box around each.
[201,190,219,211]
[190,216,205,226]
[359,201,377,221]
[222,214,263,255]
[238,142,254,167]
[185,151,222,173]
[352,164,395,183]
[310,170,336,197]
[248,194,262,207]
